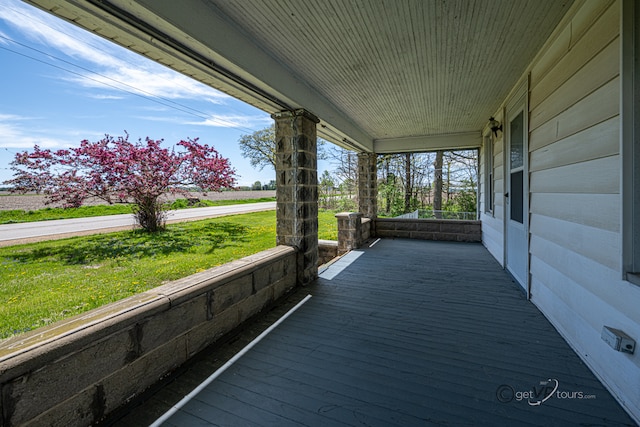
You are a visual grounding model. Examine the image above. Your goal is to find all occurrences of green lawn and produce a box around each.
[0,197,276,224]
[0,209,337,339]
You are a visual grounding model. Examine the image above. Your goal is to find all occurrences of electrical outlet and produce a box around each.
[601,326,635,354]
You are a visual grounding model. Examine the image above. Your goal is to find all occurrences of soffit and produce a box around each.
[211,0,572,145]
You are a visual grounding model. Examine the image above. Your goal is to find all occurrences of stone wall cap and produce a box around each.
[376,218,479,224]
[0,292,168,373]
[271,109,320,123]
[155,246,296,305]
[318,239,338,247]
[335,212,363,218]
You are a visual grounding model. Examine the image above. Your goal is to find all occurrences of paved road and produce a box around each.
[0,202,276,246]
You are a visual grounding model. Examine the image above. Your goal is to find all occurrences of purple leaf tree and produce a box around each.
[5,134,237,232]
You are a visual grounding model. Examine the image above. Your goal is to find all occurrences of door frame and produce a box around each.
[503,79,530,297]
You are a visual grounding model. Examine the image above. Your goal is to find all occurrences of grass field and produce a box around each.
[0,209,338,339]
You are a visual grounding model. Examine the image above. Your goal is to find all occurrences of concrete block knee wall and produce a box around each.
[374,218,481,242]
[318,240,338,265]
[0,246,297,427]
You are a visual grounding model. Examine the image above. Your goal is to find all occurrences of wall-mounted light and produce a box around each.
[489,117,502,137]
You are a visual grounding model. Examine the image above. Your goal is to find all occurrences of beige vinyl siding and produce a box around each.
[529,155,619,194]
[530,38,619,131]
[479,145,485,210]
[530,235,640,326]
[481,113,504,264]
[529,0,618,102]
[530,213,620,271]
[531,275,639,407]
[529,76,620,152]
[529,116,619,172]
[529,0,621,288]
[492,131,504,216]
[530,193,620,232]
[479,136,490,214]
[524,1,640,420]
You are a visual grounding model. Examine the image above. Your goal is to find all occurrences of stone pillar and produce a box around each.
[335,212,363,254]
[272,109,319,285]
[357,152,378,219]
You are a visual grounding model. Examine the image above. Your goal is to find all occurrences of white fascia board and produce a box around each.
[374,132,482,153]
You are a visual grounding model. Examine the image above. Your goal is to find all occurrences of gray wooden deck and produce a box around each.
[113,239,636,426]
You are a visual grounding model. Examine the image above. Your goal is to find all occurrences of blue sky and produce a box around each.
[0,0,328,188]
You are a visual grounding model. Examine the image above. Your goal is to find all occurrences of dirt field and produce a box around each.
[0,191,276,211]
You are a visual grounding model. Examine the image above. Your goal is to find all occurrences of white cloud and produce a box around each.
[132,111,271,130]
[134,115,184,123]
[87,94,125,100]
[188,114,272,129]
[71,65,230,101]
[0,0,117,65]
[0,113,26,121]
[0,0,230,102]
[0,114,81,149]
[0,126,67,149]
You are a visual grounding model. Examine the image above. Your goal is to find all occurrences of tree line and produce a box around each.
[320,148,478,218]
[238,125,478,218]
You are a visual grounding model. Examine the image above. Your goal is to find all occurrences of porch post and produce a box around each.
[272,109,319,285]
[335,212,363,254]
[357,152,378,218]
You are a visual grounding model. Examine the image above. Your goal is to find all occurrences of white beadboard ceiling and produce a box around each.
[25,0,574,153]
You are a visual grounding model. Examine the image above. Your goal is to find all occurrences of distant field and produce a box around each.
[0,190,276,211]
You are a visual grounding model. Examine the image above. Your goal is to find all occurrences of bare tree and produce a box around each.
[376,152,434,216]
[328,146,358,191]
[378,155,394,213]
[444,150,479,186]
[376,149,477,218]
[433,150,444,218]
[404,153,412,212]
[239,124,327,172]
[326,146,358,210]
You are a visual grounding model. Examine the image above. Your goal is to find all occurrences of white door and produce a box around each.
[505,99,528,291]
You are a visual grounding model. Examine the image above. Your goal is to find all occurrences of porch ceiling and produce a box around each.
[25,0,574,153]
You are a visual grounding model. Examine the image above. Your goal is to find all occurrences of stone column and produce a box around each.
[272,109,319,285]
[357,152,378,219]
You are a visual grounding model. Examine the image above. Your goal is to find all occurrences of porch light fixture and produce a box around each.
[489,117,502,137]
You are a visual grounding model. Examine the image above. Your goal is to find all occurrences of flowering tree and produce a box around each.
[5,134,236,232]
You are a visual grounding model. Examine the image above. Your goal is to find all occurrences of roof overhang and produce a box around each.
[23,0,574,153]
